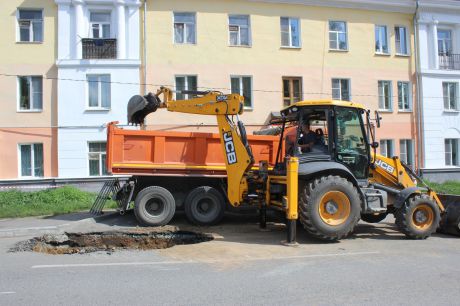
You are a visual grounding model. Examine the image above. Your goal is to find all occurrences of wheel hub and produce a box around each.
[325,201,339,215]
[414,210,428,224]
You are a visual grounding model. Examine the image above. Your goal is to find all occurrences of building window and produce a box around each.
[229,15,250,46]
[398,81,411,111]
[331,78,350,101]
[378,81,392,111]
[90,12,111,38]
[87,75,111,108]
[380,139,394,158]
[231,76,252,108]
[283,77,302,106]
[445,139,459,166]
[438,29,452,55]
[329,21,347,51]
[395,26,408,55]
[89,142,107,176]
[280,17,300,48]
[400,139,414,167]
[375,25,389,54]
[175,76,197,100]
[443,82,459,111]
[19,143,44,177]
[174,12,196,44]
[18,76,42,111]
[17,9,43,42]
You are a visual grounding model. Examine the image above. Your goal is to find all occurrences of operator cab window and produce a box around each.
[285,110,329,156]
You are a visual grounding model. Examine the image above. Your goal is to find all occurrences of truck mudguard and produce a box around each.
[298,161,359,187]
[394,187,422,208]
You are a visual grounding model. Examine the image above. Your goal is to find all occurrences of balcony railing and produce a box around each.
[82,38,117,59]
[439,53,460,70]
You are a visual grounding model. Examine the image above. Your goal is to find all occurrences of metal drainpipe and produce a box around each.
[143,0,147,95]
[413,0,424,175]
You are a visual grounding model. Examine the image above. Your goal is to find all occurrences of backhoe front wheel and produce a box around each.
[299,175,361,241]
[395,195,440,239]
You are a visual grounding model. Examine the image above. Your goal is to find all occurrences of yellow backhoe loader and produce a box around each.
[123,87,458,242]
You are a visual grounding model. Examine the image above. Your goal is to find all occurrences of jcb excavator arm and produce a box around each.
[370,153,444,211]
[127,87,254,206]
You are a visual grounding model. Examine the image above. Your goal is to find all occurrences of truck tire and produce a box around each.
[361,213,387,223]
[395,194,440,239]
[299,175,361,241]
[134,186,176,226]
[184,186,225,226]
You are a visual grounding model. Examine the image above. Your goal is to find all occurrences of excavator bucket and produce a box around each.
[438,194,460,236]
[127,93,161,125]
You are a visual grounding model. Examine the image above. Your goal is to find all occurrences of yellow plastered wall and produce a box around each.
[144,0,417,163]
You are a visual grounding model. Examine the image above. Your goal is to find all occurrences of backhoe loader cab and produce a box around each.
[278,100,371,181]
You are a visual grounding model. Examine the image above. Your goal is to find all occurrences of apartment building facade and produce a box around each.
[54,0,141,178]
[0,0,58,179]
[417,1,460,181]
[145,0,419,168]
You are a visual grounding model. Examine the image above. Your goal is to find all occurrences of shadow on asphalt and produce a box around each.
[44,209,458,246]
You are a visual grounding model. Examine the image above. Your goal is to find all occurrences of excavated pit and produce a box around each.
[10,230,213,255]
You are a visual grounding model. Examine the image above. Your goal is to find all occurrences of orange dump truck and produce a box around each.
[104,122,280,225]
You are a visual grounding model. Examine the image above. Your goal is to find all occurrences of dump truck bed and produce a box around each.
[106,122,280,177]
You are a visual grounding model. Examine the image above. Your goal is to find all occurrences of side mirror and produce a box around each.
[371,142,379,149]
[374,111,381,128]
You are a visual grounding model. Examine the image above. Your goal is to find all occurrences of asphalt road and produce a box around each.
[0,213,459,306]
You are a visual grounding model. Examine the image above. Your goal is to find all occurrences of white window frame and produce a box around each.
[395,26,409,56]
[375,25,390,54]
[437,28,453,55]
[443,82,459,111]
[87,74,111,110]
[331,78,351,101]
[231,75,253,109]
[329,21,348,51]
[378,80,393,112]
[18,143,44,178]
[380,139,394,158]
[175,75,198,100]
[445,139,459,166]
[173,12,196,44]
[17,76,43,112]
[88,142,107,176]
[89,12,112,39]
[397,81,412,111]
[400,139,414,167]
[17,8,43,42]
[280,17,301,48]
[228,15,251,47]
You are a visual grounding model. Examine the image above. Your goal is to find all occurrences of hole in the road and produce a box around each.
[10,230,213,254]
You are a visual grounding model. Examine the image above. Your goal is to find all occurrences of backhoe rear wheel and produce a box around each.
[299,175,361,241]
[395,194,440,239]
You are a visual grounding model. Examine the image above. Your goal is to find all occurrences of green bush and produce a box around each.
[0,186,116,218]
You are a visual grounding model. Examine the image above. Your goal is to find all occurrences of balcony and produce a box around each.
[439,53,460,70]
[82,39,117,59]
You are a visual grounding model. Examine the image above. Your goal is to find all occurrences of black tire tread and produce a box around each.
[184,186,225,226]
[134,186,175,226]
[395,194,440,239]
[299,175,361,241]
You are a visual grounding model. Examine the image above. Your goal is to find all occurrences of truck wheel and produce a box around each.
[185,186,225,226]
[134,186,176,226]
[299,175,361,241]
[395,194,440,239]
[361,213,387,223]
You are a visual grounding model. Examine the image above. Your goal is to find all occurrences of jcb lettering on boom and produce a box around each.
[375,159,394,174]
[223,132,237,164]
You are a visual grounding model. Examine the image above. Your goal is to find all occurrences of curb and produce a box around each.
[0,211,120,238]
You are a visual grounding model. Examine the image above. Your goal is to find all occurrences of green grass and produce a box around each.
[425,180,460,195]
[0,186,117,219]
